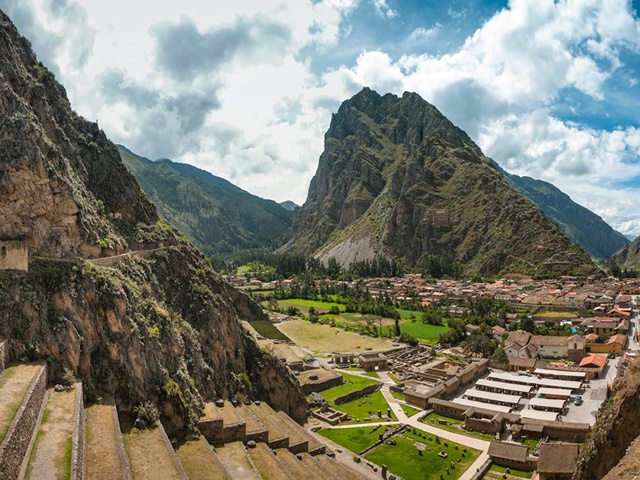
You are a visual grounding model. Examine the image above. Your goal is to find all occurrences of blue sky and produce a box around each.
[2,0,640,236]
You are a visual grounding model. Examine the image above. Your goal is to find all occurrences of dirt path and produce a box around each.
[25,389,76,480]
[86,400,129,480]
[0,364,42,442]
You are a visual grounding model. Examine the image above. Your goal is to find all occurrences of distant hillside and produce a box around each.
[608,236,640,271]
[284,88,597,277]
[119,146,294,255]
[493,163,629,260]
[279,200,299,211]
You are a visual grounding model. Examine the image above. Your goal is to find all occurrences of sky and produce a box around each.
[2,0,640,236]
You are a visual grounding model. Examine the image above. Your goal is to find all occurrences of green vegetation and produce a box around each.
[333,390,396,423]
[321,373,379,403]
[248,321,291,342]
[388,372,402,383]
[276,299,345,313]
[365,434,480,480]
[489,464,533,479]
[317,426,380,454]
[400,403,421,417]
[421,413,494,441]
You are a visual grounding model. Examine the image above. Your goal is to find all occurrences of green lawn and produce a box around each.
[317,426,381,454]
[277,299,345,314]
[248,321,291,342]
[390,320,449,344]
[391,391,405,401]
[321,373,380,403]
[366,434,480,480]
[400,404,421,417]
[489,464,533,478]
[421,413,494,441]
[333,390,396,423]
[388,372,402,383]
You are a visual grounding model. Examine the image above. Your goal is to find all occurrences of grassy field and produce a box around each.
[388,372,402,383]
[321,373,380,403]
[387,320,449,344]
[276,299,345,314]
[487,464,533,478]
[318,426,380,454]
[366,433,480,480]
[277,319,393,353]
[421,413,494,441]
[400,403,421,417]
[334,390,396,423]
[249,321,291,342]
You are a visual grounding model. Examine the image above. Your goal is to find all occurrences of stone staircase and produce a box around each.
[0,341,370,479]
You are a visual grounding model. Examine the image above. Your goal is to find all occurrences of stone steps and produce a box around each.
[175,437,231,480]
[0,363,47,480]
[213,440,262,480]
[276,410,326,455]
[272,448,317,480]
[85,398,131,480]
[23,383,84,480]
[246,442,294,480]
[316,453,370,480]
[298,452,340,480]
[235,404,268,443]
[247,403,289,450]
[252,402,307,453]
[122,421,187,480]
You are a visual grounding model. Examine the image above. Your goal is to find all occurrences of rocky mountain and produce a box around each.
[574,357,640,479]
[284,88,597,277]
[119,146,294,255]
[493,164,629,261]
[608,236,640,271]
[0,9,305,434]
[279,200,299,212]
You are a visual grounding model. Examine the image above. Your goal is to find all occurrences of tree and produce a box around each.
[493,346,509,364]
[399,332,419,346]
[520,317,536,333]
[394,317,401,337]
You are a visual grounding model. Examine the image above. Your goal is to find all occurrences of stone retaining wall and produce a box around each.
[468,459,492,480]
[0,364,47,480]
[71,383,85,480]
[109,402,132,480]
[0,341,5,374]
[157,422,188,480]
[334,383,382,405]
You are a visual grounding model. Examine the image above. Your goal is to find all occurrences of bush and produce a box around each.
[133,401,160,428]
[239,372,252,391]
[399,332,419,346]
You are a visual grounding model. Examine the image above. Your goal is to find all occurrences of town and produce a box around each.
[233,272,640,479]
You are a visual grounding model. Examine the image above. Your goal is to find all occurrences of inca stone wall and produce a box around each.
[0,364,47,480]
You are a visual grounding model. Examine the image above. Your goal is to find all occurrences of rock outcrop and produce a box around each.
[285,88,598,277]
[573,358,640,479]
[0,9,306,434]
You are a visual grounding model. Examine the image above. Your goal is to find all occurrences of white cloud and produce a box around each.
[407,24,441,43]
[4,0,640,235]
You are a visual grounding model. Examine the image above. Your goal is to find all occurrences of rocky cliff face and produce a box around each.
[573,358,640,479]
[285,88,597,277]
[494,164,628,261]
[0,9,306,433]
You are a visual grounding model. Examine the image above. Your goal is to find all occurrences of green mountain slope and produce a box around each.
[493,163,629,260]
[284,88,598,277]
[119,146,294,255]
[608,236,640,271]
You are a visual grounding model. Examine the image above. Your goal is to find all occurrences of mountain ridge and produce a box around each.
[492,162,629,260]
[285,87,598,277]
[118,145,294,255]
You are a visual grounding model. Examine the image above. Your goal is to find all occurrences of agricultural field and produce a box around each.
[274,299,345,314]
[276,319,394,353]
[248,321,291,342]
